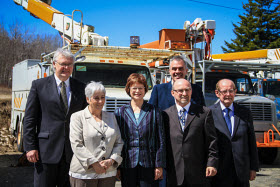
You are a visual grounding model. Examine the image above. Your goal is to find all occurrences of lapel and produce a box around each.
[169,105,183,134]
[123,104,138,127]
[123,102,150,127]
[84,107,106,134]
[137,102,150,125]
[101,111,109,134]
[232,103,241,138]
[167,82,175,107]
[47,75,65,114]
[184,103,196,131]
[214,102,232,139]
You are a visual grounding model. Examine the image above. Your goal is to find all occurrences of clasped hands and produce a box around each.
[91,159,114,174]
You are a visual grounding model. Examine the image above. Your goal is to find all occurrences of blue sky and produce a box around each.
[3,0,247,54]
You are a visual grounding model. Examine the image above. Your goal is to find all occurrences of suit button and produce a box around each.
[101,137,105,140]
[102,147,106,151]
[102,157,105,160]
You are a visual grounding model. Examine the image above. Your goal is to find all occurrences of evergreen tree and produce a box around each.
[222,0,280,53]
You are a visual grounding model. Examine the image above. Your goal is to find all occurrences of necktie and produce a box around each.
[60,81,68,113]
[224,108,232,135]
[179,108,187,131]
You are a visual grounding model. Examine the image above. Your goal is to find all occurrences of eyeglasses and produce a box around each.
[55,61,74,68]
[218,89,235,95]
[173,88,191,94]
[131,87,145,91]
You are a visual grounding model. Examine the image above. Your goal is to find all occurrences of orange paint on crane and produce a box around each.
[27,0,63,25]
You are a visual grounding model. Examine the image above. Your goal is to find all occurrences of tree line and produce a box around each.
[222,0,280,52]
[0,20,62,87]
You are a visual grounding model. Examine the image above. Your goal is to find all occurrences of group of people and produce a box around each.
[23,48,259,187]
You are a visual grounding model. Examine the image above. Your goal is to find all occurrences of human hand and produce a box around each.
[249,170,256,181]
[206,167,217,177]
[154,167,163,180]
[116,169,121,180]
[26,150,39,163]
[92,162,106,174]
[99,159,114,170]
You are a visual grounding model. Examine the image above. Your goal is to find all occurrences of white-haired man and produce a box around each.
[24,48,87,186]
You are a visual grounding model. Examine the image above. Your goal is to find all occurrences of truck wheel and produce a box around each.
[258,147,278,165]
[16,121,24,152]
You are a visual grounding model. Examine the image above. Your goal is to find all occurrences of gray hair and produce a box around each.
[53,48,75,63]
[85,81,106,99]
[169,55,188,69]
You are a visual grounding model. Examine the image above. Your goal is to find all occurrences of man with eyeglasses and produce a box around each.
[23,48,87,186]
[163,79,218,187]
[209,79,259,187]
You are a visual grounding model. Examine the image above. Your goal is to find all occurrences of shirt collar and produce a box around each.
[54,74,70,88]
[175,102,191,113]
[220,102,234,112]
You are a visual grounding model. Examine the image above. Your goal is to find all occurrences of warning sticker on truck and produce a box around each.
[76,66,87,71]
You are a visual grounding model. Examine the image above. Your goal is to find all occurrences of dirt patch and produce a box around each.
[0,86,18,154]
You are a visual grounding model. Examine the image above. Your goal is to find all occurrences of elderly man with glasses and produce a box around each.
[209,79,259,187]
[23,48,87,187]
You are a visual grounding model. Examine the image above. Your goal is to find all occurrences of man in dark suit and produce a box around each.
[149,55,205,111]
[23,48,87,187]
[163,79,218,187]
[209,79,259,187]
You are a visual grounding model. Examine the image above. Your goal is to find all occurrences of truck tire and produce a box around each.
[16,121,24,152]
[258,147,278,165]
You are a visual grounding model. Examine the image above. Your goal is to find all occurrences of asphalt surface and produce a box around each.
[0,153,280,187]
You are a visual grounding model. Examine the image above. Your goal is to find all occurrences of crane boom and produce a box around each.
[13,0,108,46]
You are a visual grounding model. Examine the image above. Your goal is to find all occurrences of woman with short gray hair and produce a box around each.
[69,81,123,187]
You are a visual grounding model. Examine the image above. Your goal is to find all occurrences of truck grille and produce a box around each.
[105,99,130,112]
[238,102,272,121]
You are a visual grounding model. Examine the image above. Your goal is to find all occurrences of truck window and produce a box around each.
[72,63,153,89]
[263,81,280,97]
[196,72,254,94]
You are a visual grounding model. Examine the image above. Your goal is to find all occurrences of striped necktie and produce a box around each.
[60,81,68,113]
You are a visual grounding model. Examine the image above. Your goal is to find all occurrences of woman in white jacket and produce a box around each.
[69,81,123,187]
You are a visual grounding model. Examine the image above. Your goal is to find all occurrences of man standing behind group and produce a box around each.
[149,55,205,111]
[23,48,87,187]
[149,56,205,187]
[163,79,218,187]
[209,79,259,187]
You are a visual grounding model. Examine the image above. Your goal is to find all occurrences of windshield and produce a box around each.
[72,63,153,90]
[196,72,254,94]
[263,81,280,97]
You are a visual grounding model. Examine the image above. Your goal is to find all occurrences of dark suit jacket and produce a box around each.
[149,81,205,110]
[163,103,218,186]
[23,75,87,164]
[209,102,259,186]
[114,102,166,169]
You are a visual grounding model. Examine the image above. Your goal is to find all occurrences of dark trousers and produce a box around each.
[120,165,159,187]
[212,163,250,187]
[34,153,70,187]
[159,168,166,187]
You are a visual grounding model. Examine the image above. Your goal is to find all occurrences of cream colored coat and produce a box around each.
[69,106,123,175]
